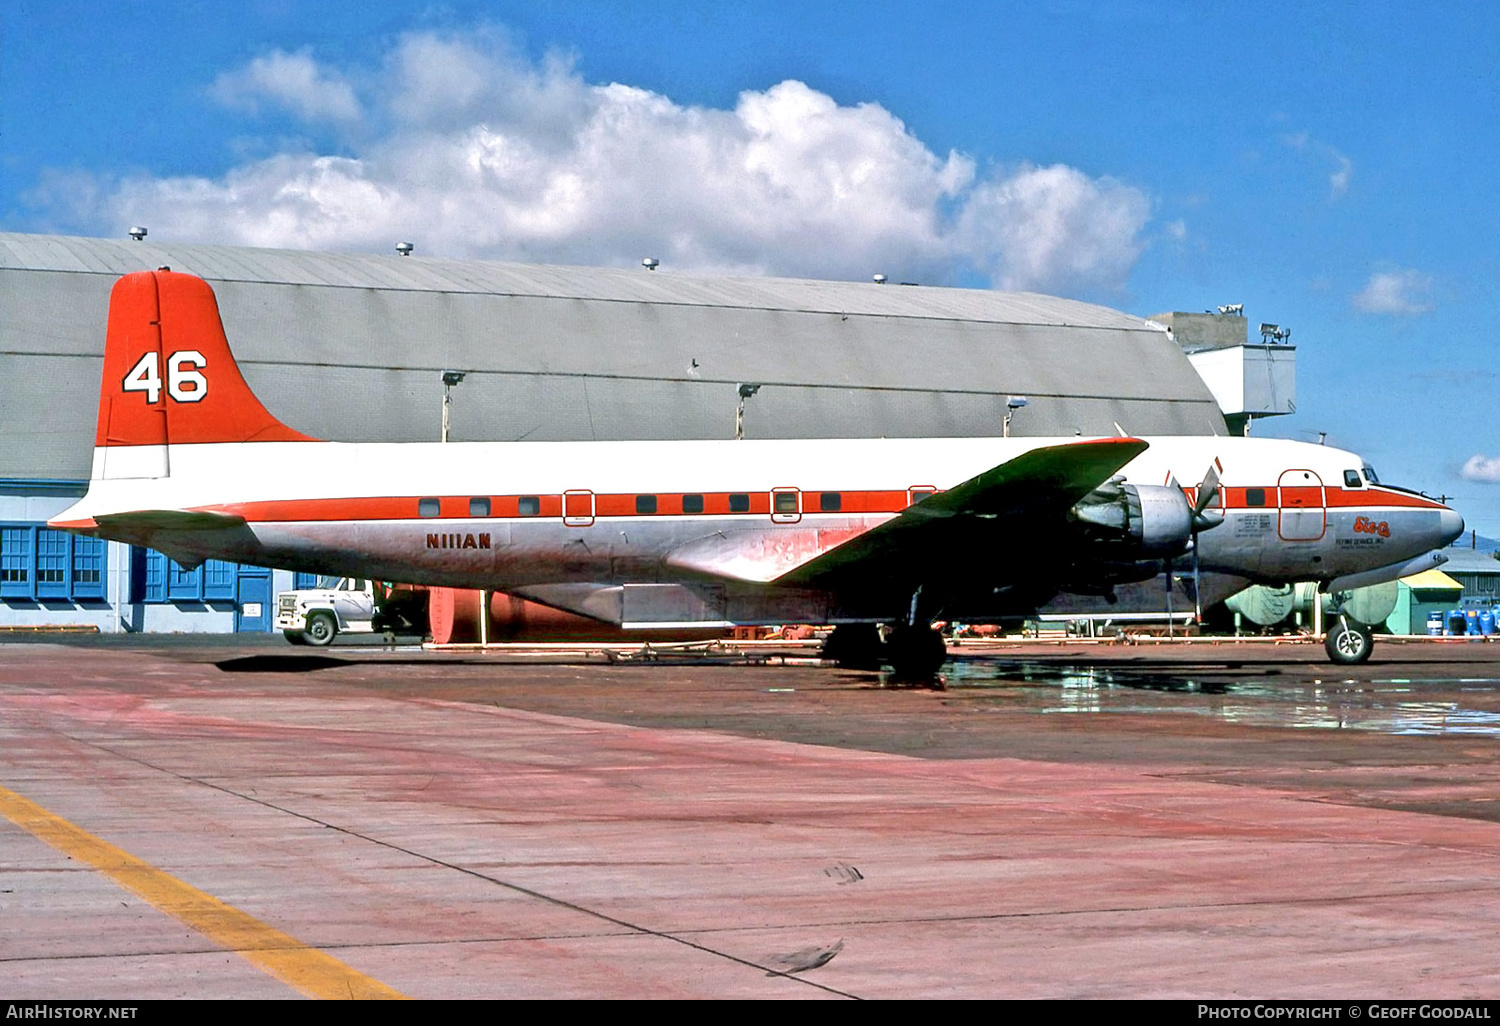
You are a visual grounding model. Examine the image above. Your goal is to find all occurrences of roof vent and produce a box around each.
[128,226,147,241]
[642,257,660,271]
[395,241,414,257]
[872,273,887,284]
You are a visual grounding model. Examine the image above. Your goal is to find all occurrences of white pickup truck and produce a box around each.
[276,577,380,645]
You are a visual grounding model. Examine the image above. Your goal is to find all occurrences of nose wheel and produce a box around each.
[1324,616,1374,665]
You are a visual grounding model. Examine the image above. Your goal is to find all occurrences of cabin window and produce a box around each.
[518,495,541,516]
[774,491,799,514]
[820,492,842,512]
[1343,470,1363,489]
[1363,464,1381,484]
[729,493,750,513]
[683,494,704,514]
[1246,488,1266,507]
[635,494,658,514]
[418,498,441,518]
[469,497,491,517]
[908,486,936,506]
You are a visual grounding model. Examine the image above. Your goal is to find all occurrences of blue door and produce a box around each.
[235,567,272,632]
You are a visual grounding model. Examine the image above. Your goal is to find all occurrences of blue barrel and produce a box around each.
[1428,610,1446,636]
[1467,610,1482,636]
[1480,610,1496,636]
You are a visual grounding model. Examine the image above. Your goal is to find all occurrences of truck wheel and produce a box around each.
[283,630,308,646]
[304,611,338,647]
[1325,617,1373,665]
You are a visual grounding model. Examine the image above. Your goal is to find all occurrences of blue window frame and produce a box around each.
[0,524,109,601]
[71,536,105,600]
[203,559,236,601]
[167,559,200,601]
[35,529,69,598]
[1,526,32,599]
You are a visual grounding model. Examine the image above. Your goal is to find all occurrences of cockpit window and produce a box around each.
[1362,464,1380,484]
[1344,470,1364,488]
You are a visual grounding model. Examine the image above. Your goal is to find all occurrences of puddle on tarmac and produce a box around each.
[941,660,1500,737]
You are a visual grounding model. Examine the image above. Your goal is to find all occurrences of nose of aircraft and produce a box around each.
[1439,506,1465,547]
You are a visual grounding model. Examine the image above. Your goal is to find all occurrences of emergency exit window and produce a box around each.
[774,492,799,513]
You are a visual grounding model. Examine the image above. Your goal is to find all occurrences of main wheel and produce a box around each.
[1325,617,1373,664]
[885,624,948,680]
[822,624,885,670]
[303,611,338,647]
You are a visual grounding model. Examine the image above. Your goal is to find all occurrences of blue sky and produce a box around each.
[4,2,1497,537]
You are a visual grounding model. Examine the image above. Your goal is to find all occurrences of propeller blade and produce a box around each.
[1192,463,1221,517]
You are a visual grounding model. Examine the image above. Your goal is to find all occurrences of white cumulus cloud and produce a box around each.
[1353,269,1433,315]
[209,49,361,123]
[1463,455,1500,484]
[60,29,1153,295]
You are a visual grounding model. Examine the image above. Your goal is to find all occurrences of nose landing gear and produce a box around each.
[1324,614,1375,665]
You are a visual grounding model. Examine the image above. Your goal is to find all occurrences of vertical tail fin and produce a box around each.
[94,270,315,478]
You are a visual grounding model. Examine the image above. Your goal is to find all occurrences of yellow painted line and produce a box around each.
[0,785,407,1000]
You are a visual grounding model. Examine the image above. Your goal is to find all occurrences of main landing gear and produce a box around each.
[821,622,949,680]
[821,623,885,670]
[1324,615,1375,665]
[885,624,949,680]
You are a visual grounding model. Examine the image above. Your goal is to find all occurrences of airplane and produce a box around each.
[50,269,1465,675]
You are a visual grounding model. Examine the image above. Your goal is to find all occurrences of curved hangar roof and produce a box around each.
[0,233,1226,482]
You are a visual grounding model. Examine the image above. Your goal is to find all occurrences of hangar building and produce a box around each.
[0,232,1229,634]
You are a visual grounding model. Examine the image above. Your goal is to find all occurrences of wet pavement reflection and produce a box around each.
[941,657,1500,737]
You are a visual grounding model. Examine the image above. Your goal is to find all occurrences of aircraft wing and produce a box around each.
[664,437,1148,589]
[776,437,1149,589]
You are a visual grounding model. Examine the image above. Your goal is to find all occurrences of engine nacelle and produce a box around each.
[1072,483,1193,559]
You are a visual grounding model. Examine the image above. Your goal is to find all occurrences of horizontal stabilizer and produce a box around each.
[93,509,249,533]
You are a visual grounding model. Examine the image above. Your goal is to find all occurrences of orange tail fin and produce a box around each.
[95,270,317,449]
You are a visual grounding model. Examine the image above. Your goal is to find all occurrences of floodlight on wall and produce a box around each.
[1259,322,1291,343]
[735,382,762,440]
[1003,395,1028,438]
[642,257,659,271]
[128,227,147,241]
[396,241,415,257]
[441,370,466,442]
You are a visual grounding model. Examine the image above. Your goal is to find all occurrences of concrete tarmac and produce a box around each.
[4,637,1500,999]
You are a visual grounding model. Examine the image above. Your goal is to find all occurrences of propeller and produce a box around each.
[1167,462,1226,628]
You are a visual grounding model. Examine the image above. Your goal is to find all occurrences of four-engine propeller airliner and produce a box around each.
[51,269,1464,673]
